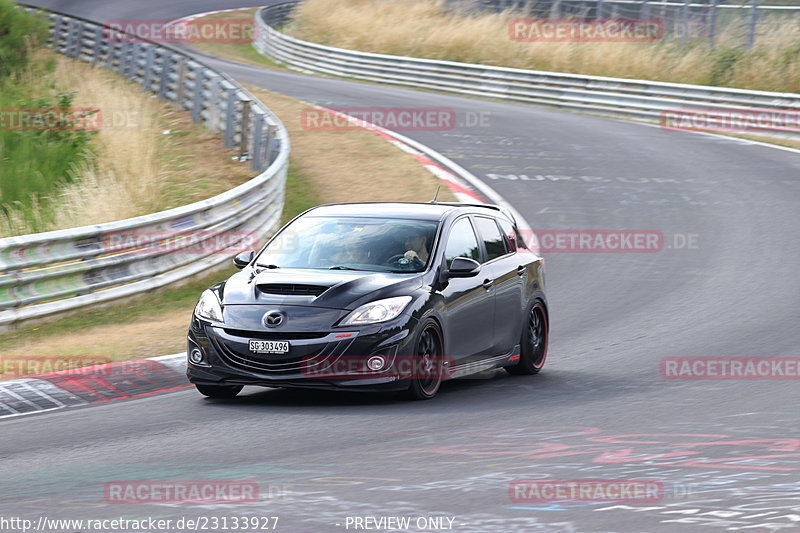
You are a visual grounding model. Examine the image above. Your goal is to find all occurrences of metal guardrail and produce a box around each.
[254,1,798,139]
[0,6,291,328]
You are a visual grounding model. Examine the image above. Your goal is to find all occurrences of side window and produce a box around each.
[475,216,507,262]
[497,218,519,253]
[444,217,480,268]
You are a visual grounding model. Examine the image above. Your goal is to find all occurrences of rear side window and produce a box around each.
[444,217,480,268]
[475,216,507,262]
[497,218,519,252]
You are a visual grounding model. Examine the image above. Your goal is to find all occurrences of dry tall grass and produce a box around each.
[287,0,800,93]
[49,57,164,229]
[0,52,253,237]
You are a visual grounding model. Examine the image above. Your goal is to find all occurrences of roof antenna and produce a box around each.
[430,186,441,204]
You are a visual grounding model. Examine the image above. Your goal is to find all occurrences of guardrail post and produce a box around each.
[76,21,87,59]
[679,0,690,45]
[176,57,187,107]
[641,0,651,23]
[267,124,280,166]
[158,52,172,99]
[67,19,79,58]
[143,45,156,91]
[104,41,117,69]
[92,24,104,65]
[707,0,718,47]
[192,67,206,122]
[747,0,760,49]
[117,42,129,75]
[239,99,252,159]
[206,74,222,130]
[595,0,604,19]
[128,42,140,80]
[223,85,237,148]
[63,18,72,56]
[251,112,265,172]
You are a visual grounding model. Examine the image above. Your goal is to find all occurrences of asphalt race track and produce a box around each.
[4,1,800,531]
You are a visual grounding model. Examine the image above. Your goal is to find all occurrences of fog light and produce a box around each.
[189,348,204,365]
[367,356,386,371]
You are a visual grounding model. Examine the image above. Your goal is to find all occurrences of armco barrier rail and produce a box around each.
[254,1,799,139]
[0,6,290,328]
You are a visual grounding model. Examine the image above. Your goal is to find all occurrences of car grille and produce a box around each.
[210,334,355,376]
[222,329,327,340]
[256,283,330,296]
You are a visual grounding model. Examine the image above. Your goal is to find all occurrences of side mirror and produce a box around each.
[233,250,255,269]
[447,257,481,278]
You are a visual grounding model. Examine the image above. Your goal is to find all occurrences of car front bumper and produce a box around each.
[186,314,419,392]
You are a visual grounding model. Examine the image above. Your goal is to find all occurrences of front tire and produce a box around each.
[195,384,243,399]
[402,320,444,400]
[506,300,548,375]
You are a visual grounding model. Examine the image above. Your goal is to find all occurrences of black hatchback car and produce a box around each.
[187,202,548,400]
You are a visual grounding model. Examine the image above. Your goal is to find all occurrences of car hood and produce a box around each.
[219,267,424,310]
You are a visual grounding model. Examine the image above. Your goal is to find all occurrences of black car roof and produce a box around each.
[305,202,510,222]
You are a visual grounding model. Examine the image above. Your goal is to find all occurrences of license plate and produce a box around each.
[249,340,290,354]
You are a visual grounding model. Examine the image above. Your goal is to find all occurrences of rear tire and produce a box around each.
[506,300,548,375]
[195,384,243,399]
[402,320,444,400]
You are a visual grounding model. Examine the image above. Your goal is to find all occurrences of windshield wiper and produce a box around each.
[328,265,367,271]
[255,264,280,269]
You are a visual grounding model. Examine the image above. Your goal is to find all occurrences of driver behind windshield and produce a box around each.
[402,228,431,268]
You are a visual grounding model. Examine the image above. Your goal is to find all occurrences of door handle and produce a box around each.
[483,279,493,291]
[517,265,526,276]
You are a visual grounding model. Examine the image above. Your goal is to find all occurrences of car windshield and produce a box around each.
[255,216,440,273]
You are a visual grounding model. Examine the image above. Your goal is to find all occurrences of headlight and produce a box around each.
[195,289,224,322]
[341,296,412,326]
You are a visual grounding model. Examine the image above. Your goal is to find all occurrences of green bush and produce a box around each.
[0,0,49,78]
[0,90,96,231]
[0,1,94,233]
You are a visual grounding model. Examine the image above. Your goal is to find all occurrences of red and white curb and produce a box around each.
[0,353,187,420]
